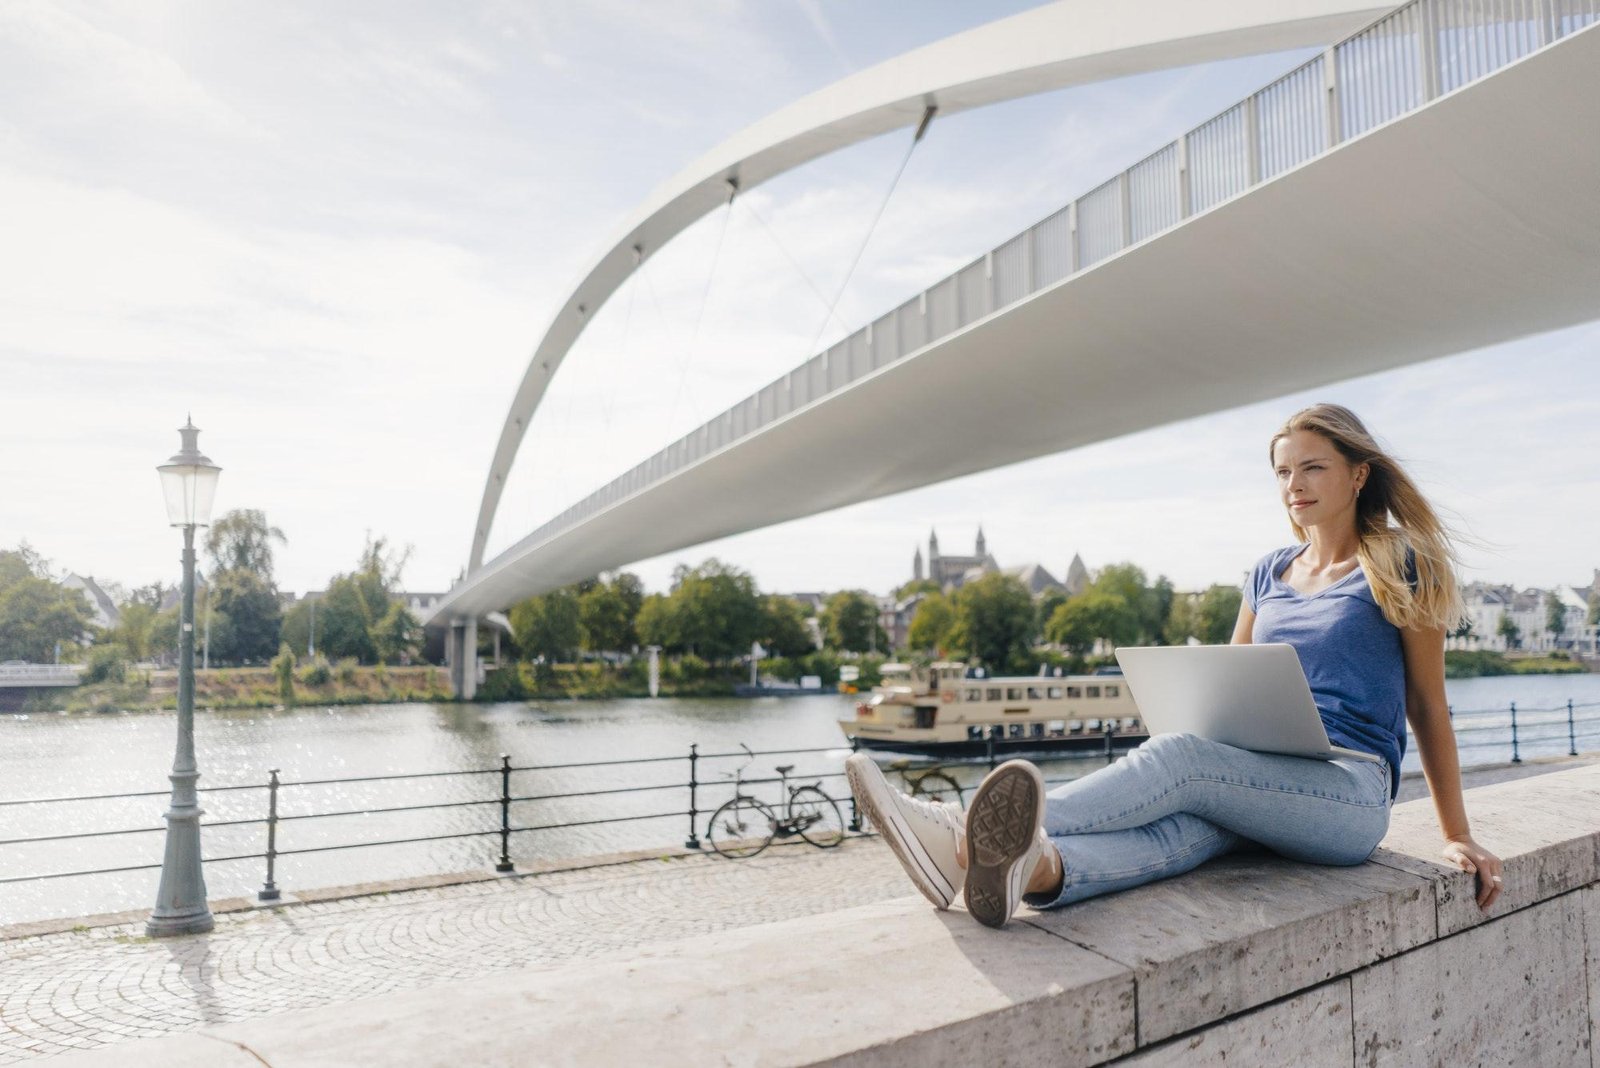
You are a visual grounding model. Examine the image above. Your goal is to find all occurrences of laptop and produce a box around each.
[1113,644,1381,763]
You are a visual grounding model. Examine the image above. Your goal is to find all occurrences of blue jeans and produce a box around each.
[1026,732,1393,909]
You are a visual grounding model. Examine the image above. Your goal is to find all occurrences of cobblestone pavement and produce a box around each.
[3,755,1591,1063]
[0,840,912,1063]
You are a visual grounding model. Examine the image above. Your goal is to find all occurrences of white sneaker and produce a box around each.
[846,753,965,909]
[963,760,1052,928]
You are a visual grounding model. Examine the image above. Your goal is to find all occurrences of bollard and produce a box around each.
[1568,699,1578,757]
[684,744,702,849]
[847,737,861,833]
[258,768,281,902]
[495,754,514,873]
[1510,702,1521,764]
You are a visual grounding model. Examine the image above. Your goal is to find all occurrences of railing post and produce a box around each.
[1244,93,1261,186]
[1322,46,1341,149]
[684,743,702,849]
[1176,134,1192,219]
[1509,702,1521,764]
[1118,171,1133,252]
[985,732,997,771]
[847,737,862,832]
[1067,201,1080,274]
[1567,699,1578,757]
[1416,1,1440,103]
[258,768,281,902]
[1104,724,1115,763]
[495,754,514,873]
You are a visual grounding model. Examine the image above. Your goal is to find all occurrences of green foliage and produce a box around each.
[150,605,180,661]
[271,642,296,703]
[894,579,941,599]
[0,544,51,588]
[1046,563,1180,653]
[1546,593,1567,640]
[207,569,283,663]
[1496,613,1520,649]
[578,580,634,653]
[372,602,421,664]
[83,643,129,684]
[1046,590,1133,653]
[317,578,378,663]
[906,591,956,653]
[510,587,581,662]
[950,573,1034,671]
[335,657,360,684]
[0,573,94,662]
[204,510,286,581]
[301,655,332,686]
[1089,564,1173,645]
[1163,585,1244,645]
[664,559,761,662]
[821,590,881,653]
[475,663,528,701]
[758,595,813,658]
[110,601,158,661]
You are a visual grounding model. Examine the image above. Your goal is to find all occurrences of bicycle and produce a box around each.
[886,758,965,808]
[707,745,846,858]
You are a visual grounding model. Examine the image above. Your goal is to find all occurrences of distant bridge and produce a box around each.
[430,0,1600,695]
[0,664,83,711]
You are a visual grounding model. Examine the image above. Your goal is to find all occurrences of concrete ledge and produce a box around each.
[52,764,1600,1067]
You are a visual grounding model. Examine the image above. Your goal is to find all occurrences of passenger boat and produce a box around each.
[839,661,1148,758]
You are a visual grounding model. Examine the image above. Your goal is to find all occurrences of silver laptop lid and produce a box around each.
[1113,644,1379,762]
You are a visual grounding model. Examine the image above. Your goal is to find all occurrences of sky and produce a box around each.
[3,0,1597,603]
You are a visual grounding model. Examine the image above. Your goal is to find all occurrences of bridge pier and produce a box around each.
[446,618,479,701]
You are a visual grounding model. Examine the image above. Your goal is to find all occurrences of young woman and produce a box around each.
[848,404,1504,928]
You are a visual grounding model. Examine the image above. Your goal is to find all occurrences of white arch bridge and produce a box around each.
[429,0,1600,695]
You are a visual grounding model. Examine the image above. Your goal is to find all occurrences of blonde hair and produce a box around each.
[1270,404,1464,632]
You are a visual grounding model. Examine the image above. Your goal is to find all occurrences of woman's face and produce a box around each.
[1272,429,1368,532]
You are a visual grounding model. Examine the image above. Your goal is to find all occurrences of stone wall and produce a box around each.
[55,764,1600,1067]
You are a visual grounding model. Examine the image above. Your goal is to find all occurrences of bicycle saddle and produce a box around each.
[774,764,795,774]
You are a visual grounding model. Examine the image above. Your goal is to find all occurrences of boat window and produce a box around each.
[1026,687,1043,700]
[1047,686,1063,699]
[1086,686,1101,698]
[914,706,937,729]
[1008,724,1025,738]
[1069,720,1083,733]
[967,725,984,740]
[964,688,982,701]
[1066,686,1082,698]
[986,687,1002,701]
[1105,685,1120,698]
[1047,720,1066,736]
[1030,723,1045,738]
[990,725,1004,739]
[1006,687,1023,701]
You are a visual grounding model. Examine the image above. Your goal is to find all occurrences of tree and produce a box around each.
[1497,613,1520,650]
[1089,563,1173,645]
[907,592,956,653]
[759,595,813,658]
[665,559,761,662]
[316,576,378,662]
[822,590,879,653]
[0,577,93,662]
[1046,590,1135,654]
[207,569,283,663]
[0,543,52,588]
[635,593,678,652]
[110,601,159,661]
[1546,593,1567,647]
[510,588,581,662]
[1165,585,1244,645]
[373,601,421,664]
[579,580,634,654]
[894,578,941,599]
[951,573,1035,669]
[272,642,296,703]
[205,510,287,583]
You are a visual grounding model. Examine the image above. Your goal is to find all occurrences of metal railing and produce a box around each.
[492,0,1599,559]
[3,699,1598,908]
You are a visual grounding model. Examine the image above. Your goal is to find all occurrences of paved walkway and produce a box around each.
[3,754,1592,1064]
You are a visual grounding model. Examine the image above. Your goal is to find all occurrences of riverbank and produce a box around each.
[1443,649,1591,678]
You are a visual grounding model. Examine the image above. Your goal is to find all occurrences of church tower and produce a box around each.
[975,525,987,560]
[929,529,941,586]
[913,545,924,582]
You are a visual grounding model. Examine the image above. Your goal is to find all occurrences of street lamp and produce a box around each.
[148,417,221,937]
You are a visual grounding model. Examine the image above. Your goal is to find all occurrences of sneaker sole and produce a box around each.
[963,762,1044,929]
[846,758,957,909]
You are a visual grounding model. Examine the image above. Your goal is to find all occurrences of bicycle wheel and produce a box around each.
[708,796,776,859]
[910,771,964,809]
[790,786,845,848]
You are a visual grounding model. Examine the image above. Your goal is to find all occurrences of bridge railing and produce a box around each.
[491,0,1598,562]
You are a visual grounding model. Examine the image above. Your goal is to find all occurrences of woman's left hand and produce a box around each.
[1441,835,1503,910]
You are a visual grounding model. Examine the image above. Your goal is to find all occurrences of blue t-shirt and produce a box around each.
[1247,544,1407,798]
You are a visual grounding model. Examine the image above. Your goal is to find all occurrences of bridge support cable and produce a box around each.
[802,104,936,360]
[664,178,739,441]
[737,194,855,347]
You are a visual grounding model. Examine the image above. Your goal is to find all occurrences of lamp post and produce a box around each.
[148,417,221,937]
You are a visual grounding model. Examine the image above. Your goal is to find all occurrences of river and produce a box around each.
[3,673,1598,926]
